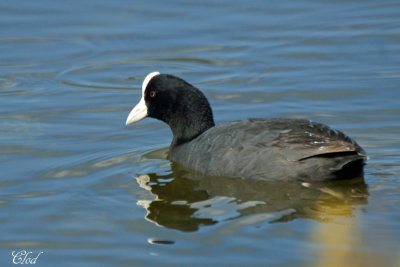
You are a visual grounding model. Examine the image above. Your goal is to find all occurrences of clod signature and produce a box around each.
[11,250,43,264]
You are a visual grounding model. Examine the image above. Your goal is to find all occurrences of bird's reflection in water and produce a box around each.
[136,160,368,232]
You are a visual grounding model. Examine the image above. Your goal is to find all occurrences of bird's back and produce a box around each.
[169,118,366,181]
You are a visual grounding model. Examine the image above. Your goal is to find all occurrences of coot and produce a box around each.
[126,72,366,181]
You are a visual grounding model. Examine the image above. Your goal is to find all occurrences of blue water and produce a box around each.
[1,0,399,266]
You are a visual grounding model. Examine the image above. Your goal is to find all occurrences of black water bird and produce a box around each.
[126,72,366,181]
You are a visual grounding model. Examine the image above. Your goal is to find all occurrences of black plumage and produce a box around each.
[126,73,366,181]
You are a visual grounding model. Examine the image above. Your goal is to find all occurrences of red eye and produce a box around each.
[150,91,156,98]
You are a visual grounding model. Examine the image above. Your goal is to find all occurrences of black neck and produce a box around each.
[164,88,215,147]
[168,97,215,147]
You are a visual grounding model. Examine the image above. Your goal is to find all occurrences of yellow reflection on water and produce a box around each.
[310,197,391,267]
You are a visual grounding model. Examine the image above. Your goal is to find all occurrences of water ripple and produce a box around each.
[0,38,91,68]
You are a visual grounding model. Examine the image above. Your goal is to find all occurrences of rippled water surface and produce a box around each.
[1,0,400,266]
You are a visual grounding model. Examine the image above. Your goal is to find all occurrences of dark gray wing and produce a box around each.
[170,118,365,180]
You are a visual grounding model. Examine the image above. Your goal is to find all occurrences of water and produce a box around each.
[1,0,399,266]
